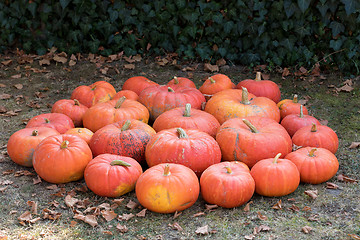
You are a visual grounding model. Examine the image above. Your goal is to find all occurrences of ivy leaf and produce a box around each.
[283,0,298,18]
[329,21,345,37]
[341,0,358,15]
[223,21,234,34]
[316,4,328,17]
[297,0,311,13]
[329,39,343,51]
[60,0,70,9]
[27,2,37,18]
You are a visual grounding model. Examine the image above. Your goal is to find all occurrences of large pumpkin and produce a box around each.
[236,72,281,103]
[152,103,220,138]
[200,161,255,208]
[26,113,75,134]
[70,81,116,108]
[250,153,300,197]
[204,88,280,125]
[32,134,93,184]
[139,85,206,121]
[122,76,158,95]
[216,116,292,168]
[89,119,156,163]
[84,154,143,197]
[285,147,339,184]
[145,128,221,177]
[7,127,60,167]
[51,99,88,127]
[135,163,200,213]
[83,97,149,132]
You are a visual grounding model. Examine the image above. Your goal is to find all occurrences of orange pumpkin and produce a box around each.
[122,76,158,95]
[51,99,88,127]
[277,94,308,119]
[111,90,139,101]
[64,127,94,145]
[167,76,196,88]
[26,113,75,134]
[199,74,234,100]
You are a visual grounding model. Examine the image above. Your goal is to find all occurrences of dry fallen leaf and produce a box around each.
[27,201,38,215]
[244,234,256,240]
[112,198,125,206]
[302,226,312,234]
[11,74,22,79]
[349,142,360,149]
[0,186,8,193]
[337,174,357,183]
[326,182,339,189]
[192,212,205,217]
[124,64,135,70]
[33,175,42,185]
[39,58,51,66]
[336,84,354,92]
[126,200,138,210]
[64,195,79,208]
[1,59,12,66]
[243,201,253,212]
[288,204,300,212]
[173,211,182,219]
[42,208,61,221]
[69,59,76,67]
[136,208,147,217]
[204,63,219,72]
[195,225,209,235]
[304,190,318,199]
[84,215,98,227]
[272,199,282,210]
[18,211,32,222]
[118,213,134,221]
[53,55,67,64]
[0,94,11,100]
[169,222,183,231]
[46,184,58,190]
[116,223,128,233]
[101,210,117,222]
[257,211,268,221]
[205,204,218,211]
[216,58,227,66]
[308,214,319,222]
[14,84,23,89]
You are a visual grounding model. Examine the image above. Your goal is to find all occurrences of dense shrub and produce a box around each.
[0,0,359,73]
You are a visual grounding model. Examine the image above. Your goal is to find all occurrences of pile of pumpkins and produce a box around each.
[7,72,339,213]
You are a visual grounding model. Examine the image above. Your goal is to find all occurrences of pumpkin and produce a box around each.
[277,94,308,119]
[152,103,220,138]
[51,99,88,127]
[32,134,93,183]
[285,147,339,184]
[82,96,150,132]
[111,90,139,101]
[7,127,60,167]
[139,85,206,121]
[89,119,156,163]
[26,113,75,134]
[135,163,200,213]
[292,124,339,154]
[167,76,196,88]
[280,105,321,137]
[250,153,300,197]
[216,117,292,168]
[65,127,94,144]
[145,128,222,177]
[200,161,255,208]
[84,154,143,197]
[122,76,158,95]
[204,88,280,125]
[199,74,234,100]
[70,81,116,108]
[236,72,281,103]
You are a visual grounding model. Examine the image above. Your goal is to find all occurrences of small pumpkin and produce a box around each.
[135,163,200,213]
[111,90,139,101]
[84,154,143,197]
[122,76,158,95]
[250,153,300,197]
[7,127,60,167]
[33,134,93,184]
[26,113,75,134]
[285,147,339,184]
[51,99,88,127]
[277,94,308,119]
[200,161,255,208]
[167,76,196,88]
[65,127,94,145]
[199,74,234,100]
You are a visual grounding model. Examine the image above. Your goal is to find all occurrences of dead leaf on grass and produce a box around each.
[126,200,138,210]
[243,201,253,212]
[257,211,268,221]
[18,211,32,222]
[173,211,182,219]
[69,220,77,227]
[302,226,312,234]
[116,223,128,233]
[39,58,51,66]
[118,213,134,221]
[0,84,5,88]
[0,106,7,113]
[136,208,147,217]
[26,201,38,215]
[101,210,117,222]
[303,206,312,211]
[326,182,340,189]
[1,60,12,66]
[53,55,67,64]
[65,195,79,208]
[288,204,300,212]
[46,184,58,190]
[69,60,76,67]
[11,74,22,79]
[84,215,98,227]
[13,84,23,89]
[216,58,227,66]
[254,225,271,234]
[98,203,111,210]
[14,170,34,177]
[304,190,318,199]
[195,225,209,235]
[308,214,319,222]
[169,222,183,231]
[337,174,357,183]
[205,204,218,211]
[0,94,12,100]
[0,186,9,193]
[204,63,219,72]
[272,199,282,210]
[112,198,125,206]
[1,180,13,185]
[192,212,205,217]
[124,64,135,70]
[349,142,360,149]
[33,175,42,184]
[42,208,61,221]
[244,234,256,240]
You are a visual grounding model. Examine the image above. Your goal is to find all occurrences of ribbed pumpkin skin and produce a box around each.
[281,113,321,137]
[89,119,156,163]
[32,134,93,184]
[139,85,206,121]
[70,81,116,108]
[145,128,221,177]
[112,90,139,101]
[135,163,200,213]
[82,98,149,132]
[199,74,234,97]
[26,113,75,134]
[7,127,60,167]
[204,89,280,125]
[84,154,143,197]
[200,161,255,208]
[65,127,94,145]
[285,147,339,184]
[277,97,308,119]
[122,76,158,95]
[216,117,292,168]
[250,157,300,197]
[152,105,220,138]
[167,77,196,88]
[51,99,88,127]
[292,124,339,154]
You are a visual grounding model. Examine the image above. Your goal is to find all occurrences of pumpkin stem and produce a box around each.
[74,99,80,106]
[168,87,175,92]
[44,118,50,123]
[60,140,69,149]
[272,153,282,164]
[299,105,304,118]
[184,103,191,117]
[209,77,216,84]
[224,166,232,174]
[91,85,97,91]
[241,87,251,105]
[163,164,171,176]
[242,119,259,133]
[311,123,317,132]
[121,120,132,131]
[110,160,132,167]
[177,128,188,138]
[293,94,298,103]
[31,130,39,136]
[115,96,126,109]
[308,148,317,157]
[255,72,262,81]
[173,76,179,84]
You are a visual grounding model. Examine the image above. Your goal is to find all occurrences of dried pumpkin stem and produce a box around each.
[311,123,317,132]
[209,77,216,84]
[241,87,251,105]
[242,119,258,133]
[163,164,171,176]
[115,96,126,109]
[272,153,282,164]
[177,128,188,138]
[60,140,69,149]
[31,130,39,136]
[293,94,298,103]
[121,120,132,131]
[255,72,262,81]
[168,87,175,92]
[173,76,179,84]
[110,160,132,167]
[74,99,80,106]
[299,105,304,118]
[308,148,317,157]
[184,103,191,117]
[224,166,232,174]
[45,118,50,123]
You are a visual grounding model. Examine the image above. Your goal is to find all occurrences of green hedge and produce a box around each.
[1,0,359,73]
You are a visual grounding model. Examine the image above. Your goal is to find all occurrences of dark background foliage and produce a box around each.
[0,0,359,73]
